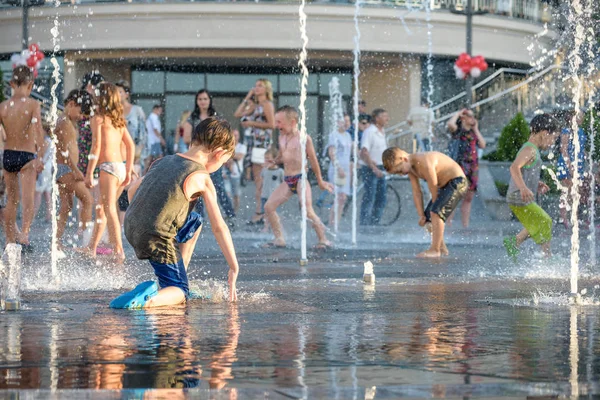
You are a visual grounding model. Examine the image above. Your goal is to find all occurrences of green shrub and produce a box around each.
[495,181,508,197]
[496,112,530,162]
[481,150,504,161]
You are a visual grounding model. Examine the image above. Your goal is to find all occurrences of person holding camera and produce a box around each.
[447,108,486,228]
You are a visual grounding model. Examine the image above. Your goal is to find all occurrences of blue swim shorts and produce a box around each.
[149,259,189,299]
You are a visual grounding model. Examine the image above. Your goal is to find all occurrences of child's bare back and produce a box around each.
[0,96,42,156]
[56,116,79,166]
[409,151,465,187]
[96,116,127,164]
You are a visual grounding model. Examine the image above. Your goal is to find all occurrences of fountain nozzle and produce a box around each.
[363,261,375,284]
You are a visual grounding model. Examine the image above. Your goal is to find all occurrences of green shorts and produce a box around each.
[509,202,552,245]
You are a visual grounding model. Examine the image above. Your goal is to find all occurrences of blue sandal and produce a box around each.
[110,281,158,309]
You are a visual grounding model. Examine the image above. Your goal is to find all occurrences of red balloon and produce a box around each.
[26,56,37,68]
[481,60,489,72]
[461,64,472,74]
[29,43,39,53]
[34,52,45,62]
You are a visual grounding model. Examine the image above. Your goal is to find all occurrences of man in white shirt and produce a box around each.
[359,108,389,226]
[407,102,434,152]
[145,104,164,171]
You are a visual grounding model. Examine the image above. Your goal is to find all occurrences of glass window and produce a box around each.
[319,73,352,96]
[132,71,165,94]
[279,74,318,94]
[166,72,204,92]
[165,94,196,136]
[134,99,160,125]
[206,74,278,93]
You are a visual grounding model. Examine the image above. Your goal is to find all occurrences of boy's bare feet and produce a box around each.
[313,241,333,250]
[262,239,286,248]
[75,246,97,259]
[416,249,442,258]
[440,243,449,256]
[112,252,125,265]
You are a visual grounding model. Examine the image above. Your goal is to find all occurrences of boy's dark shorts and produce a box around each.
[118,189,129,212]
[425,176,468,223]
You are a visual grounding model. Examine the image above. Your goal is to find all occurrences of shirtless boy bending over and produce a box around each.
[383,148,467,258]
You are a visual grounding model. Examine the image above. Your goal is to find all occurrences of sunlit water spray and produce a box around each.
[567,0,586,299]
[589,100,596,266]
[351,0,361,246]
[48,4,62,284]
[328,77,344,234]
[298,0,309,264]
[424,0,434,140]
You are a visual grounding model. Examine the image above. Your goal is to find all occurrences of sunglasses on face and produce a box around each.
[359,121,368,124]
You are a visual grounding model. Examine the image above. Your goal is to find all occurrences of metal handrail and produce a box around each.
[386,67,529,134]
[434,64,565,123]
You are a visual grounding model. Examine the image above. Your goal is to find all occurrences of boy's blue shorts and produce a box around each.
[147,211,203,299]
[149,259,190,299]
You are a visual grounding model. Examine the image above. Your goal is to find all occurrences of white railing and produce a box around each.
[386,64,569,151]
[387,66,529,134]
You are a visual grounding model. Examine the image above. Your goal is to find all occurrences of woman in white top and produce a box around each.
[233,79,275,225]
[327,117,353,227]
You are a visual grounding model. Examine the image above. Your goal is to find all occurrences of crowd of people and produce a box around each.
[0,65,593,306]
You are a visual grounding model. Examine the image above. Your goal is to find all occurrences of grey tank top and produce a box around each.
[506,142,542,206]
[124,155,206,264]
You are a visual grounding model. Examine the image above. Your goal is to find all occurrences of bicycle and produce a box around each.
[315,174,402,227]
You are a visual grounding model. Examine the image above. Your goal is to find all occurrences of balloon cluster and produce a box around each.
[453,53,488,79]
[10,44,45,78]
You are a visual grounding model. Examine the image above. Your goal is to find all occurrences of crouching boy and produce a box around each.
[110,118,239,308]
[383,147,467,258]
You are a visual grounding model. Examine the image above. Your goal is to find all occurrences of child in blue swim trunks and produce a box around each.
[111,118,239,308]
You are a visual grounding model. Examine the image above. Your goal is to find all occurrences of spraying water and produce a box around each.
[328,77,344,234]
[589,102,596,267]
[48,6,62,284]
[298,0,309,264]
[424,0,434,141]
[567,0,586,298]
[351,0,361,246]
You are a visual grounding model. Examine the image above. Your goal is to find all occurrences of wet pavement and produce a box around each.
[2,183,600,398]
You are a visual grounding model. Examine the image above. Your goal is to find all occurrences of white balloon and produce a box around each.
[21,49,30,59]
[470,67,482,78]
[10,53,20,63]
[455,68,466,80]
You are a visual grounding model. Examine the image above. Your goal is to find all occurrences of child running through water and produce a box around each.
[0,66,44,250]
[503,114,559,261]
[55,89,94,250]
[382,147,468,258]
[263,105,334,249]
[83,82,135,263]
[111,118,239,308]
[260,148,284,233]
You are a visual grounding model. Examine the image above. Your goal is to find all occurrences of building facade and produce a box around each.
[0,0,556,151]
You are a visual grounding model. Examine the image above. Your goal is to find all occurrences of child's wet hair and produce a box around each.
[530,113,559,134]
[96,82,126,129]
[64,89,93,116]
[276,105,299,122]
[192,117,235,154]
[11,66,33,86]
[382,147,408,172]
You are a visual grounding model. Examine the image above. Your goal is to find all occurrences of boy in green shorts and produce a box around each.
[504,114,559,261]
